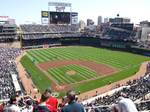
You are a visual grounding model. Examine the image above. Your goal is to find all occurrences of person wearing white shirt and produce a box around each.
[112,97,138,112]
[3,104,21,112]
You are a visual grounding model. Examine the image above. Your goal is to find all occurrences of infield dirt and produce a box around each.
[37,60,117,75]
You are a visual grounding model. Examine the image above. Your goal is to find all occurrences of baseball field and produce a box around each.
[20,46,150,95]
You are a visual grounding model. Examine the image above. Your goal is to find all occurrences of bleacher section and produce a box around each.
[20,24,78,33]
[22,33,81,40]
[101,22,136,41]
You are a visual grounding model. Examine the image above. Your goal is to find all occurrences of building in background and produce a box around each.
[104,17,109,23]
[141,27,150,42]
[140,21,150,27]
[134,24,142,40]
[0,16,16,25]
[109,17,130,23]
[138,21,150,42]
[97,16,102,25]
[87,19,94,26]
[0,16,17,42]
[0,16,17,34]
[79,20,86,31]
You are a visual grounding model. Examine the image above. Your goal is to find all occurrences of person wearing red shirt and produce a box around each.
[43,87,58,112]
[46,96,58,110]
[0,103,4,112]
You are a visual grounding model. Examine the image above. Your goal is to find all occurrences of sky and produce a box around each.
[0,0,150,25]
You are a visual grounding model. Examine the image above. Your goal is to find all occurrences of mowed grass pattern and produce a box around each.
[47,65,97,84]
[21,46,150,93]
[27,46,149,69]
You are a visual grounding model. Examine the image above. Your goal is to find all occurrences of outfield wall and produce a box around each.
[80,37,100,46]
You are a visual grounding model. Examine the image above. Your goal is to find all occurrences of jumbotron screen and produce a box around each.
[49,11,71,24]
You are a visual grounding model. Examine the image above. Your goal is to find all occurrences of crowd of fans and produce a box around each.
[102,27,136,41]
[0,48,21,100]
[0,88,84,112]
[20,24,79,33]
[0,35,17,39]
[22,33,81,40]
[1,75,150,112]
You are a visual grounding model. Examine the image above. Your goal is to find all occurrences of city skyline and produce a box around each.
[0,0,150,25]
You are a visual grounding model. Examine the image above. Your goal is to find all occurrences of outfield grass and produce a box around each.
[21,46,150,94]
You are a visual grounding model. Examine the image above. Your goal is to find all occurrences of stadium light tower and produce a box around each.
[117,14,120,17]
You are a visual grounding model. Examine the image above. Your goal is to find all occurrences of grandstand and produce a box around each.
[20,24,78,33]
[102,20,136,41]
[20,24,80,48]
[0,16,18,43]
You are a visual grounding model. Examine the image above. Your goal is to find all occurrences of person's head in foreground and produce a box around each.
[111,97,138,112]
[62,90,84,112]
[43,87,52,98]
[33,94,51,112]
[66,90,76,104]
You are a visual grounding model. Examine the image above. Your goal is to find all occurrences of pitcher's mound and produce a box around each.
[66,70,76,75]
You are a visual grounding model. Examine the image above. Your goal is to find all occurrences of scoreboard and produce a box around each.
[50,11,70,24]
[41,11,49,18]
[41,11,49,24]
[41,11,78,25]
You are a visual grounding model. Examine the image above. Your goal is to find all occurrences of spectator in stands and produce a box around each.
[33,94,51,112]
[58,96,69,112]
[0,103,5,112]
[112,104,119,112]
[62,90,84,112]
[3,96,20,112]
[0,48,21,100]
[43,87,58,112]
[60,96,68,106]
[25,99,34,112]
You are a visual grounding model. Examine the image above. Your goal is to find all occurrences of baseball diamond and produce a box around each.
[20,46,150,94]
